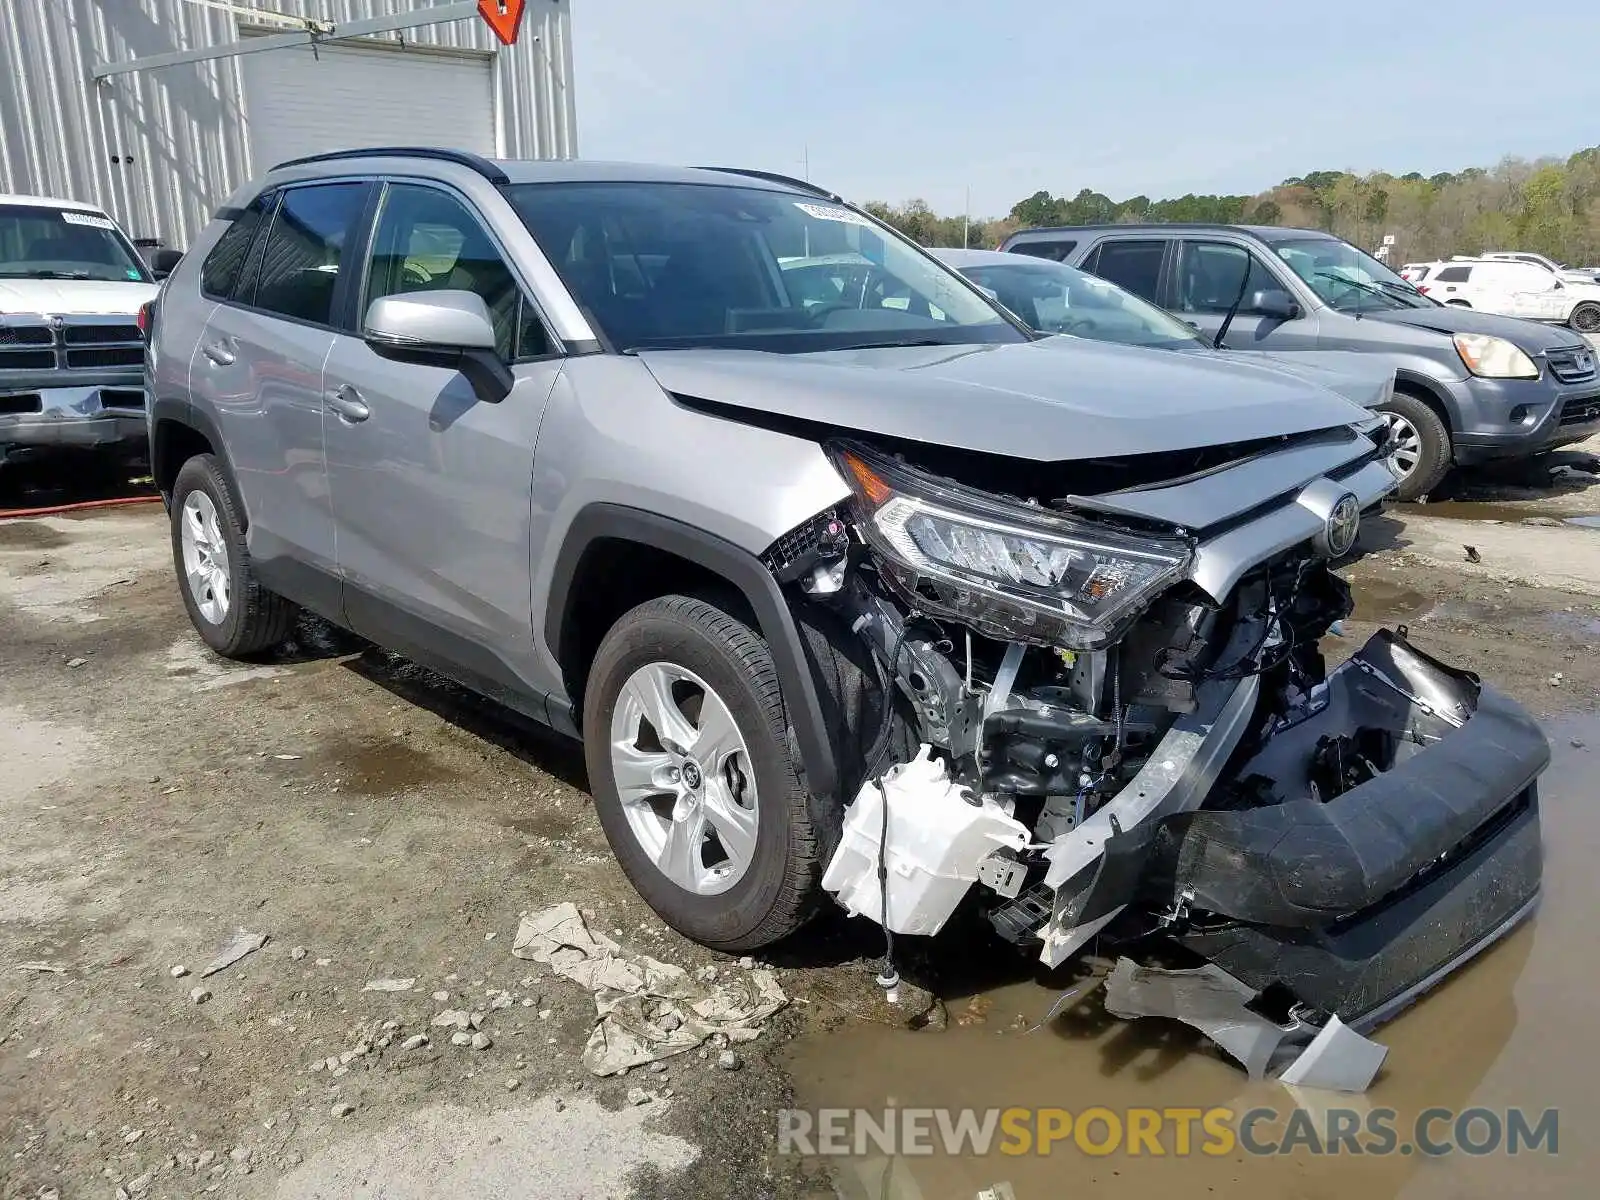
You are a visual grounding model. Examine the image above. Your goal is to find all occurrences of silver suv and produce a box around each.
[148,150,1546,1037]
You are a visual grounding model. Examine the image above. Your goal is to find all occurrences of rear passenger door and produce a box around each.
[1080,239,1169,306]
[192,180,371,609]
[321,180,563,706]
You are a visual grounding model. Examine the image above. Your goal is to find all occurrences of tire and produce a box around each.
[170,454,297,658]
[1569,302,1600,335]
[583,595,827,951]
[1378,392,1452,501]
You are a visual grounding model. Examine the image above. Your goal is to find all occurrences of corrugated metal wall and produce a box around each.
[0,0,577,248]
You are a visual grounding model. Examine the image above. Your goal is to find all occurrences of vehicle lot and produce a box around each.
[5,441,1600,1199]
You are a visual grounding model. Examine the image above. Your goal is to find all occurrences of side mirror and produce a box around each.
[363,290,511,403]
[1247,288,1300,320]
[150,248,183,280]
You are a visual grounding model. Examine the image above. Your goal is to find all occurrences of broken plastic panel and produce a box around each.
[822,744,1029,936]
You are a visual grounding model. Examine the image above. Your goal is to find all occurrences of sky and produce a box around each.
[570,0,1600,218]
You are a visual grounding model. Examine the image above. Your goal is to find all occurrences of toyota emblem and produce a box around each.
[1322,494,1361,559]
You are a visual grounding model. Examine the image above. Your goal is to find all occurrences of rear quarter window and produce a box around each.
[1008,239,1078,262]
[200,194,271,300]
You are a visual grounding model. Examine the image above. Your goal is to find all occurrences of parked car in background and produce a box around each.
[930,247,1397,414]
[1479,251,1600,285]
[1419,257,1600,334]
[1398,262,1439,284]
[1,192,157,469]
[1001,223,1600,499]
[143,149,1545,1042]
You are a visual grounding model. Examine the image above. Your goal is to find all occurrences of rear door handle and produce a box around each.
[325,384,370,423]
[201,339,236,366]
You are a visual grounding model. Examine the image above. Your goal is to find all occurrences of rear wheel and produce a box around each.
[1379,393,1452,501]
[1569,302,1600,334]
[170,454,296,657]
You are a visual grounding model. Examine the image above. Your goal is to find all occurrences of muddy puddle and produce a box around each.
[1403,499,1600,529]
[787,721,1600,1200]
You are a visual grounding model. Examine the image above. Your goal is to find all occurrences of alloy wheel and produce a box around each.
[180,491,231,624]
[1383,412,1423,480]
[609,661,759,896]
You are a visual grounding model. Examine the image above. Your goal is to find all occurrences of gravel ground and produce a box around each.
[5,448,1600,1198]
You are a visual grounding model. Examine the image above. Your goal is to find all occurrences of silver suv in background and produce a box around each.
[145,150,1545,1050]
[1003,223,1600,498]
[1,194,157,468]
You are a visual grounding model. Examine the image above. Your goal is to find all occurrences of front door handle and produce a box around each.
[201,339,236,366]
[325,385,370,423]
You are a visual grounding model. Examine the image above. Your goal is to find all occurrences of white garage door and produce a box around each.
[241,40,495,173]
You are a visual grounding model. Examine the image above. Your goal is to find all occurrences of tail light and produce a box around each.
[1417,285,1431,295]
[137,300,154,340]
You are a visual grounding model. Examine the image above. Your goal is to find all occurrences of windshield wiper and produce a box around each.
[1312,270,1413,308]
[827,337,955,351]
[7,269,94,280]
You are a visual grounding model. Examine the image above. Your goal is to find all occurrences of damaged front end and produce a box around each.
[781,430,1545,1055]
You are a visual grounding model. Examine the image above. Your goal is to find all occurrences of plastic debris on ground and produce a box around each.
[511,902,787,1076]
[822,744,1029,936]
[1102,957,1291,1081]
[1276,1014,1389,1092]
[1101,957,1388,1091]
[200,930,267,977]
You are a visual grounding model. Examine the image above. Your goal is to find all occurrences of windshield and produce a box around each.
[507,182,1024,353]
[955,257,1206,348]
[1272,237,1433,313]
[0,204,150,282]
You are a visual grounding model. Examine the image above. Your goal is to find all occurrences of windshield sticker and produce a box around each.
[794,201,874,228]
[61,210,116,230]
[124,268,143,280]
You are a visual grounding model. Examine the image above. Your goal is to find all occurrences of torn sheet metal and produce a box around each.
[1101,958,1292,1082]
[511,903,786,1076]
[200,930,267,978]
[1276,1015,1388,1092]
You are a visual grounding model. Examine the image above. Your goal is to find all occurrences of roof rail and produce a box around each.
[699,167,842,203]
[269,146,509,186]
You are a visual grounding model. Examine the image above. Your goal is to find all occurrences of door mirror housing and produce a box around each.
[1247,288,1300,320]
[363,290,512,403]
[149,248,184,280]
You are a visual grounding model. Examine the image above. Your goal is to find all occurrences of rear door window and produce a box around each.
[1432,265,1471,283]
[1083,240,1166,303]
[251,182,371,327]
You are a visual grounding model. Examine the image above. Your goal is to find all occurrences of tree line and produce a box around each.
[861,144,1600,267]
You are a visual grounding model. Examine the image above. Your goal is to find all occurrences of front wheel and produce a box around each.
[583,595,823,951]
[1569,302,1600,334]
[1378,393,1452,501]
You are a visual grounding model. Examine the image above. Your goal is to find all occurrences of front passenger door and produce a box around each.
[323,181,563,706]
[1171,240,1318,350]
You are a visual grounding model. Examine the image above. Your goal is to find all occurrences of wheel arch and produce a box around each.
[149,398,240,514]
[544,504,839,802]
[1390,372,1455,434]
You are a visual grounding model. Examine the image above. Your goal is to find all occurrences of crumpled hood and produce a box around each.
[1365,304,1587,351]
[637,337,1371,462]
[0,277,157,317]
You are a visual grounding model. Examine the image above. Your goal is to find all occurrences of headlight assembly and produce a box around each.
[829,443,1192,649]
[1454,333,1539,380]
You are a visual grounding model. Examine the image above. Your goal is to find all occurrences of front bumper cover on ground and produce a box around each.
[1045,629,1548,1027]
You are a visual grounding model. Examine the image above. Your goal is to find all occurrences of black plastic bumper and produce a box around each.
[1180,789,1540,1024]
[1152,683,1548,927]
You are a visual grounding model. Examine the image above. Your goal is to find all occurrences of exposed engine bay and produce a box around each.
[771,433,1548,1085]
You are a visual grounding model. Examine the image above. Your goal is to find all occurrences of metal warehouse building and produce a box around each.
[0,0,577,251]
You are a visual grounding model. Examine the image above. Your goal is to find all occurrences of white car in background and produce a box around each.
[1417,257,1600,334]
[1480,251,1600,286]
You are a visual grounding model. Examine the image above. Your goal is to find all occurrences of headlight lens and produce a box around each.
[1454,333,1538,379]
[830,443,1192,648]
